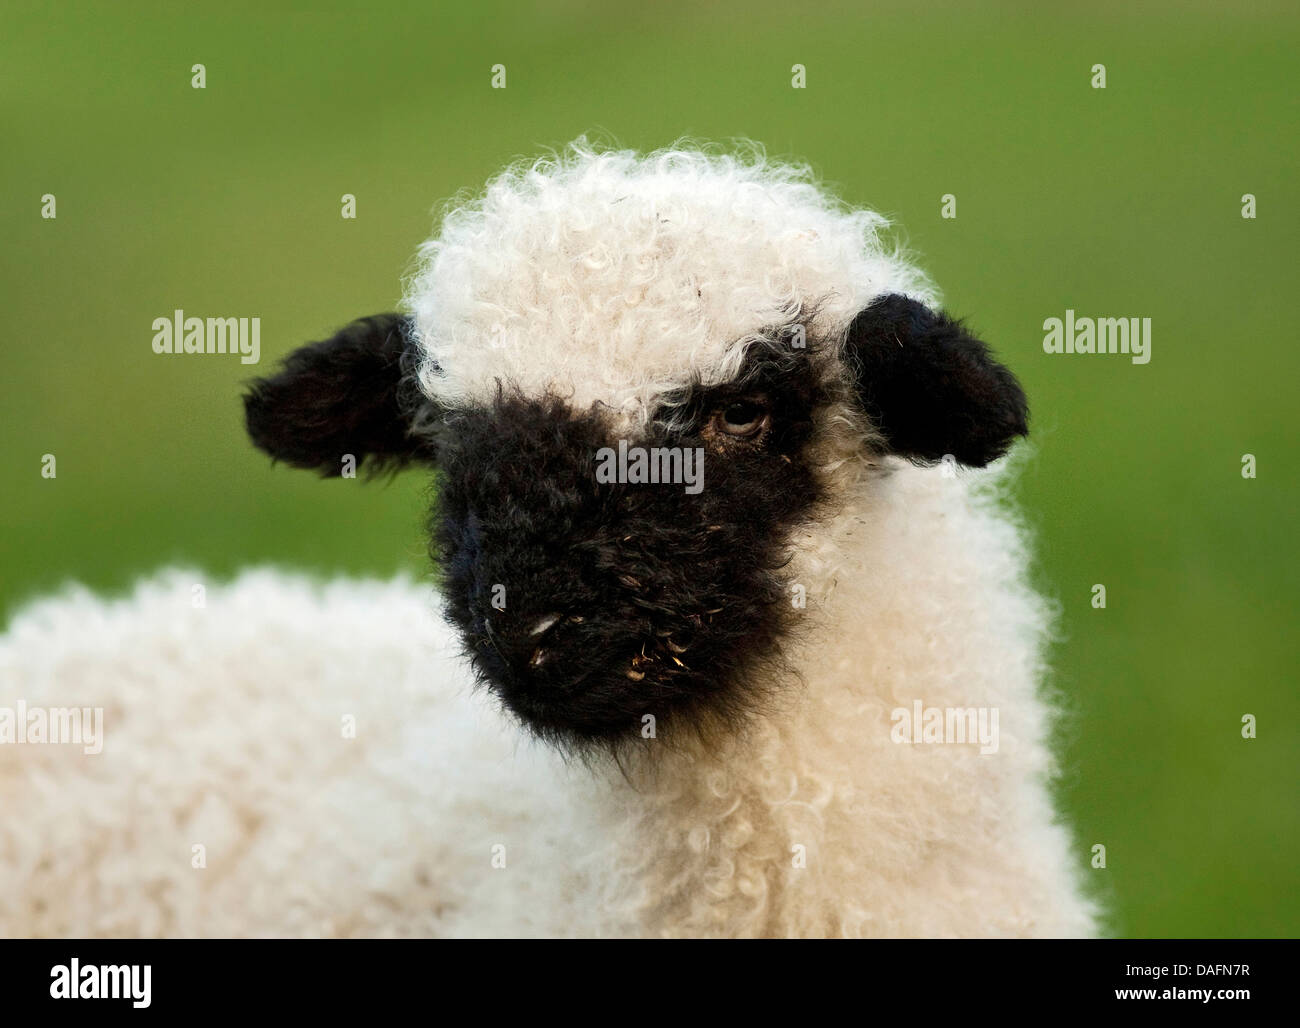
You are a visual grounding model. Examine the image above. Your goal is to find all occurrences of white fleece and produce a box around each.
[405,140,935,431]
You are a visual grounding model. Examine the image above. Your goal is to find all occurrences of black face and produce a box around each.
[244,295,1028,752]
[429,344,830,747]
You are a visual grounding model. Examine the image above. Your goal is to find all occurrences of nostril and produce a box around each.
[529,613,562,637]
[524,613,568,673]
[479,610,573,678]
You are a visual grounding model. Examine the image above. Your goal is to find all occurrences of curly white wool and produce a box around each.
[405,140,934,426]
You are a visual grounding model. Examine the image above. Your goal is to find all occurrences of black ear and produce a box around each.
[844,294,1028,467]
[244,313,439,476]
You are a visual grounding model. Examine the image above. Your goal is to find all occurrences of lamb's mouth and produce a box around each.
[620,631,693,682]
[518,625,697,688]
[463,608,722,743]
[507,603,707,684]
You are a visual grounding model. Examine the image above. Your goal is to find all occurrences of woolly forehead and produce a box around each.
[403,151,933,420]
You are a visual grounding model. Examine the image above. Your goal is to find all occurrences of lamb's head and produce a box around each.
[244,143,1028,750]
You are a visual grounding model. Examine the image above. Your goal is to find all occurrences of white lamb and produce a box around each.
[0,141,1097,938]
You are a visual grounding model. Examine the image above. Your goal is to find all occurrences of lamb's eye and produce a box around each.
[714,400,770,438]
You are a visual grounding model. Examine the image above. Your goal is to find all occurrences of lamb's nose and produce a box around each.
[485,610,567,676]
[526,613,563,669]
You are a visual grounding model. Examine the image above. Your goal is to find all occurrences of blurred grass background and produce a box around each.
[1,0,1295,937]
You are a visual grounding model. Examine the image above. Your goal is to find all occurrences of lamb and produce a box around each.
[0,141,1098,938]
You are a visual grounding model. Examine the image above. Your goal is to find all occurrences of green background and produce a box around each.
[2,1,1295,937]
